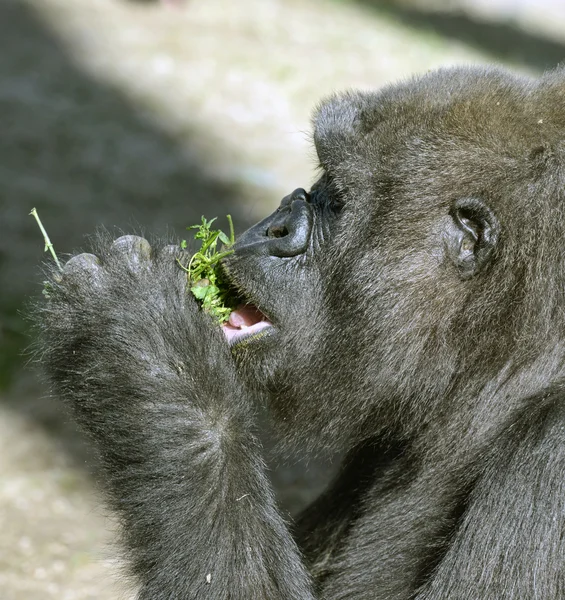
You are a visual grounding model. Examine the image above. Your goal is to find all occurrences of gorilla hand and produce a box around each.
[37,235,313,600]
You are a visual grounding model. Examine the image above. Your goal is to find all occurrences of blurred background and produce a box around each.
[0,0,563,597]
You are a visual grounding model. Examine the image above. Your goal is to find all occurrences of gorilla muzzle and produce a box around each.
[234,188,314,258]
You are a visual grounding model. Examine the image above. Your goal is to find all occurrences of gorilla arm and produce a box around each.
[36,235,313,600]
[295,400,565,600]
[416,399,565,600]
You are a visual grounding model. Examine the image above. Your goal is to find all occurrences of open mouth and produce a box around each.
[221,304,273,344]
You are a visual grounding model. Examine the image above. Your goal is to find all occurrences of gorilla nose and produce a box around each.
[234,188,314,258]
[266,189,311,249]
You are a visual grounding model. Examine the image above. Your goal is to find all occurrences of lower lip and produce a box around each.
[221,320,273,344]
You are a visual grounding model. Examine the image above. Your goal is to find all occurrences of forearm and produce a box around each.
[45,355,312,598]
[46,351,313,598]
[35,241,314,599]
[113,397,312,599]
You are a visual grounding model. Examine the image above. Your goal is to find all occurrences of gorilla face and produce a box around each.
[223,66,565,450]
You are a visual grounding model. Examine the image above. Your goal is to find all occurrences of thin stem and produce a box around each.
[29,208,63,272]
[210,249,234,263]
[227,214,235,246]
[176,258,190,274]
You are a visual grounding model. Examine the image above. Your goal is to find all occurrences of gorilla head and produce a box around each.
[37,65,565,599]
[223,66,565,455]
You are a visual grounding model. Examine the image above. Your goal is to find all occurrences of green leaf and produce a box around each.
[191,284,210,299]
[179,215,238,324]
[218,231,231,245]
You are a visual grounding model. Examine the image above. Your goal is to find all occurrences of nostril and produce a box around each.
[267,224,289,239]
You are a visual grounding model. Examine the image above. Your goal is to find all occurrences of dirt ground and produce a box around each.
[0,0,563,597]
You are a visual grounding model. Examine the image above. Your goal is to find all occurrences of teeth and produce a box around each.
[228,311,245,328]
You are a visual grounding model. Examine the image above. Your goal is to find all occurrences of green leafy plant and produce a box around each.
[178,215,238,324]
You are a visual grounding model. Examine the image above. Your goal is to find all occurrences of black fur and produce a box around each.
[35,65,565,598]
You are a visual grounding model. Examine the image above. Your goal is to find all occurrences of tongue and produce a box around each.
[222,304,272,343]
[228,305,265,328]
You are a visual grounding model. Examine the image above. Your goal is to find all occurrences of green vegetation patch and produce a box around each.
[178,215,239,324]
[30,208,238,325]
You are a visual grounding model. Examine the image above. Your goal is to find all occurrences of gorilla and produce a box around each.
[36,65,565,599]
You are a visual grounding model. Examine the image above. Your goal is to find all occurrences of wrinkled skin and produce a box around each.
[36,66,565,599]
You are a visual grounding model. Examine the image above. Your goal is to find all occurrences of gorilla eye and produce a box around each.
[308,172,344,214]
[331,192,346,212]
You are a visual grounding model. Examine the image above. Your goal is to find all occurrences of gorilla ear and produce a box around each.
[447,197,500,279]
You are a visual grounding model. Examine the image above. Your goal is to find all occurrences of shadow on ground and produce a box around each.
[0,1,253,458]
[358,0,565,71]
